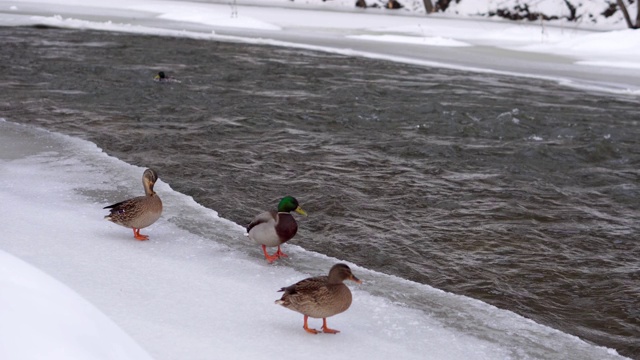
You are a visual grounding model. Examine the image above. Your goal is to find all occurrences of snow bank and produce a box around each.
[0,250,154,360]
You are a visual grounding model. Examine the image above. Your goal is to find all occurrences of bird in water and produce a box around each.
[275,263,362,334]
[104,168,163,240]
[153,71,180,83]
[246,196,307,263]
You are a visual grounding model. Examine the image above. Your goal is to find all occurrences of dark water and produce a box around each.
[1,27,639,358]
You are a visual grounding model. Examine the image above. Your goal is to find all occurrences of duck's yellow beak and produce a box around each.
[154,75,160,79]
[295,206,307,216]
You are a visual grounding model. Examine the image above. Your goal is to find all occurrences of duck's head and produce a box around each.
[143,168,159,195]
[278,196,307,216]
[328,263,362,284]
[154,71,166,80]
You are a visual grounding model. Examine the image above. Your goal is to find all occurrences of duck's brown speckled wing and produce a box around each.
[104,198,135,212]
[104,196,145,218]
[278,275,331,308]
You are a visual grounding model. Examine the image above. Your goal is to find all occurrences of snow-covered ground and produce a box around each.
[0,1,638,359]
[443,0,630,26]
[0,249,154,360]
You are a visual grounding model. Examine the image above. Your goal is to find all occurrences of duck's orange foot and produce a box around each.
[303,315,318,334]
[304,327,319,334]
[262,245,279,263]
[275,246,288,258]
[322,326,340,334]
[322,318,340,334]
[133,229,149,241]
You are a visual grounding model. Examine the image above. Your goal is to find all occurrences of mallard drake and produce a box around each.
[153,71,180,83]
[275,263,362,334]
[246,196,307,263]
[104,168,163,241]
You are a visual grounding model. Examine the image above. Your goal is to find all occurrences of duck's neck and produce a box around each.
[327,276,345,285]
[144,186,156,197]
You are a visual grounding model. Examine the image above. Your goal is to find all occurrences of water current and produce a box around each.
[1,26,639,358]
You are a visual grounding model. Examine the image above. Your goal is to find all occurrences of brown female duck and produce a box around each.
[104,168,163,241]
[246,196,307,263]
[275,263,362,334]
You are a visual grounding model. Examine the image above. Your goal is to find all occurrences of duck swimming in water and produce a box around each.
[153,71,180,83]
[104,168,163,241]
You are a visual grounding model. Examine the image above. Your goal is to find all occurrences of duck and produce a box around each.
[104,168,163,241]
[153,71,180,83]
[275,263,362,334]
[246,196,307,263]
